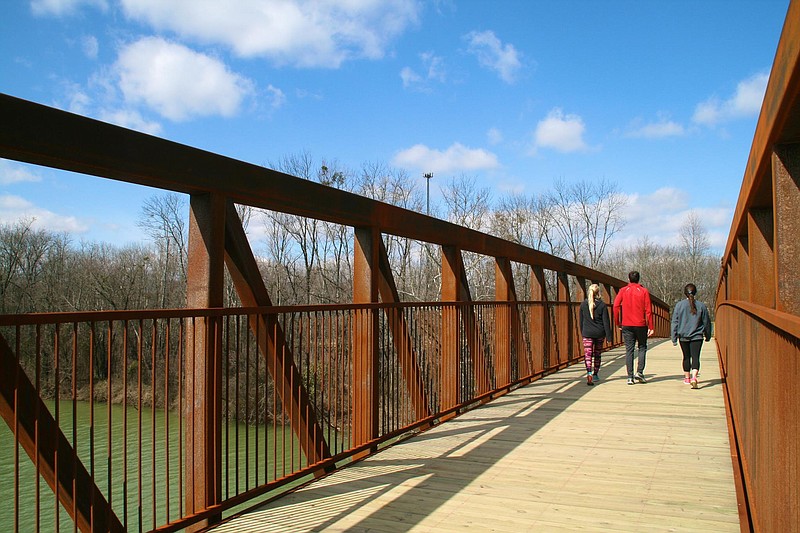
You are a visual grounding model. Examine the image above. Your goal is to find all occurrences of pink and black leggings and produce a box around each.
[582,337,603,374]
[679,339,702,372]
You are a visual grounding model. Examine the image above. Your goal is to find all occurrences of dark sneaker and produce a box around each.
[627,377,635,385]
[634,372,647,384]
[592,373,600,382]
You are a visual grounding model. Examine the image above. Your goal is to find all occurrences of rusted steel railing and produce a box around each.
[715,1,800,531]
[0,90,670,532]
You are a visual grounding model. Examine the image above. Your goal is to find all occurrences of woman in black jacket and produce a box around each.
[579,284,613,385]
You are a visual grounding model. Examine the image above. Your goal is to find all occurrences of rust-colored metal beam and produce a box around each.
[223,201,330,462]
[0,333,124,533]
[353,228,379,445]
[185,193,225,528]
[772,144,800,315]
[440,247,461,410]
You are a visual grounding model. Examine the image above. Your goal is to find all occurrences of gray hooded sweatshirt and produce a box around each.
[671,298,712,344]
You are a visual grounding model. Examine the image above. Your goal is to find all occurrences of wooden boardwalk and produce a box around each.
[211,339,740,532]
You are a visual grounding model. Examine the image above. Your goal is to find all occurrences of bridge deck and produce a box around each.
[211,339,739,532]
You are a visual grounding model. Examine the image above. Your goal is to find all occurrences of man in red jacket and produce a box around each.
[613,271,654,385]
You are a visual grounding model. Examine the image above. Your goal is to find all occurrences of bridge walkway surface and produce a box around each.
[210,339,739,532]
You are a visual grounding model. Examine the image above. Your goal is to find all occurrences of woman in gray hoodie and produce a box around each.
[671,283,712,388]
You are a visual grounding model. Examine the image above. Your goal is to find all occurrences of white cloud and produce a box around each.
[613,187,731,251]
[692,72,769,126]
[392,143,499,174]
[263,84,287,111]
[401,51,446,90]
[0,194,89,234]
[82,35,99,59]
[0,160,43,185]
[115,37,255,121]
[97,108,163,135]
[487,127,503,145]
[119,0,420,69]
[400,67,423,89]
[465,30,522,83]
[627,118,685,139]
[31,0,107,16]
[532,108,588,153]
[421,51,445,82]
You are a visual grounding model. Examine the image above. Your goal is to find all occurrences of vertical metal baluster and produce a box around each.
[177,318,184,519]
[88,322,95,533]
[34,324,41,532]
[136,319,143,533]
[223,314,230,500]
[234,315,240,495]
[244,312,250,491]
[164,318,171,525]
[53,323,60,533]
[122,321,128,529]
[106,321,113,532]
[13,326,20,533]
[254,311,260,488]
[150,320,156,531]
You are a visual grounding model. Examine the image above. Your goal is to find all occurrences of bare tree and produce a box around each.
[548,179,626,268]
[441,174,492,232]
[679,211,710,280]
[440,175,495,298]
[491,192,564,255]
[137,193,189,307]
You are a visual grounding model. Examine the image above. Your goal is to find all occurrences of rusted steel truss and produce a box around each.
[715,1,800,531]
[0,89,673,532]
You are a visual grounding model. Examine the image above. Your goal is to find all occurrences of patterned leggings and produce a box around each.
[583,337,603,374]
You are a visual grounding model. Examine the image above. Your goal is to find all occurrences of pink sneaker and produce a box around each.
[683,377,691,384]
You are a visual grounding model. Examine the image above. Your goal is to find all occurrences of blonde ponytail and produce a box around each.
[587,284,601,319]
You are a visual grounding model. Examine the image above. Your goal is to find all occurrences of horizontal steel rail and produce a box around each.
[0,299,663,532]
[716,1,800,531]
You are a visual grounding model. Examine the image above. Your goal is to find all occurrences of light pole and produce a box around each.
[423,172,433,215]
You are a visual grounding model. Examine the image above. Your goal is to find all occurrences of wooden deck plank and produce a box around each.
[210,339,739,532]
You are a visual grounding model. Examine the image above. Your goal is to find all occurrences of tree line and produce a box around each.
[1,153,720,316]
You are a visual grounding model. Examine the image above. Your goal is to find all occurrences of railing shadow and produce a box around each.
[217,346,637,531]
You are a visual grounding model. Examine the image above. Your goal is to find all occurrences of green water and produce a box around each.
[0,401,307,532]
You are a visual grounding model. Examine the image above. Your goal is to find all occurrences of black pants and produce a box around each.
[679,339,702,372]
[622,326,648,377]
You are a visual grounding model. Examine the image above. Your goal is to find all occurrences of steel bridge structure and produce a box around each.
[1,1,799,531]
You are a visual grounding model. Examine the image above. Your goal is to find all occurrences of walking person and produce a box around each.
[579,284,613,386]
[613,271,654,385]
[671,283,712,389]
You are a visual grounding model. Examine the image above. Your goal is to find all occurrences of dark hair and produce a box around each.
[684,283,697,315]
[628,271,640,283]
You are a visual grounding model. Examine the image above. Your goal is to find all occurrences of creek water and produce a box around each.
[0,400,304,532]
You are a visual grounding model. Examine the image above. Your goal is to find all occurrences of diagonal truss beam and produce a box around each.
[376,238,431,420]
[222,202,330,463]
[0,333,124,533]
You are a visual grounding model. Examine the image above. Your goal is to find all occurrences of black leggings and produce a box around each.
[679,339,702,372]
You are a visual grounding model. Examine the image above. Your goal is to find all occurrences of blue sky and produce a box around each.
[0,0,791,253]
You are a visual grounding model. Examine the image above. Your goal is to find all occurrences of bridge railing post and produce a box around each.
[185,193,225,529]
